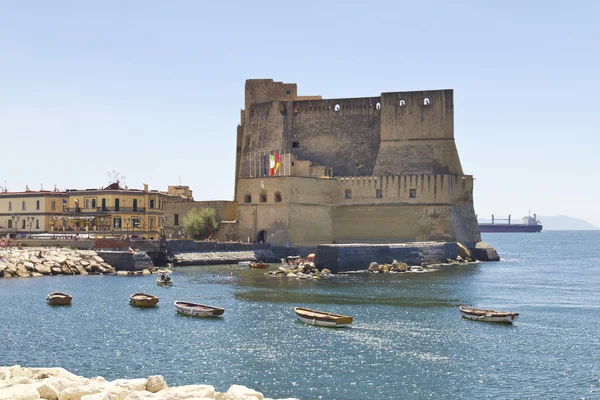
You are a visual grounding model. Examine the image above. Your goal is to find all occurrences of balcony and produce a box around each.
[62,207,147,214]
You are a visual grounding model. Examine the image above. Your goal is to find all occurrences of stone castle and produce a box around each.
[226,79,482,247]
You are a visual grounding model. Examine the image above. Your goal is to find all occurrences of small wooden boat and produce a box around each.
[129,292,159,308]
[249,261,270,269]
[294,307,353,328]
[175,301,224,317]
[459,306,519,324]
[156,277,173,286]
[47,292,72,306]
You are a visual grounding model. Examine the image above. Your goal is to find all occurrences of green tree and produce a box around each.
[182,208,220,240]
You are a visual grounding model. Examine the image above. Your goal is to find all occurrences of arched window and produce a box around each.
[399,99,406,106]
[424,98,430,106]
[274,192,282,202]
[244,194,252,203]
[334,104,341,111]
[259,192,267,203]
[376,102,381,110]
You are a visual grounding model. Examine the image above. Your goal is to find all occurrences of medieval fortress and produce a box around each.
[228,79,482,247]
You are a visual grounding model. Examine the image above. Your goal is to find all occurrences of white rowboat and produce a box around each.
[175,301,224,317]
[460,306,519,324]
[294,307,353,328]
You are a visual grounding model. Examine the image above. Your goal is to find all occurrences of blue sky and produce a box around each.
[1,1,598,225]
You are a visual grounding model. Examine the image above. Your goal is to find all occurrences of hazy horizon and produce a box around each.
[1,1,598,225]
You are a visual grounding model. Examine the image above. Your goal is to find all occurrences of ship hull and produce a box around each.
[479,224,542,233]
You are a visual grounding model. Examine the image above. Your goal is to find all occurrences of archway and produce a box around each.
[257,230,266,243]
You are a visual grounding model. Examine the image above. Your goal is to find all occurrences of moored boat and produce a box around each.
[238,261,252,266]
[47,292,72,306]
[175,301,225,317]
[459,306,519,324]
[129,292,159,308]
[249,261,270,269]
[294,307,353,328]
[156,276,173,286]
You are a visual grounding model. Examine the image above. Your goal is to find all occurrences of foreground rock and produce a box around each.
[265,262,332,279]
[0,365,297,400]
[0,248,116,278]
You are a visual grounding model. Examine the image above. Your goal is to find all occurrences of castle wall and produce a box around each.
[333,205,456,244]
[373,90,463,175]
[288,97,381,176]
[163,200,237,237]
[239,102,285,179]
[245,79,297,109]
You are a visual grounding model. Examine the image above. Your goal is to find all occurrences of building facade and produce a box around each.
[231,79,482,247]
[0,190,68,236]
[0,183,176,239]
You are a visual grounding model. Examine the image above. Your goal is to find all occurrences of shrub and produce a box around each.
[182,208,220,240]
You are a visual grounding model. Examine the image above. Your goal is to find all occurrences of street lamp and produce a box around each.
[26,216,35,238]
[11,214,20,236]
[124,217,131,238]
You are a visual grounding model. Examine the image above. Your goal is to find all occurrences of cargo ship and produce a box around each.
[478,213,543,233]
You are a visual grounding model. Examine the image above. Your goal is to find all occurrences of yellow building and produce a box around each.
[0,189,67,236]
[62,182,174,239]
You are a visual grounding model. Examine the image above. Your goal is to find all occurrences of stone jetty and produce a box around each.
[0,365,296,400]
[0,248,116,278]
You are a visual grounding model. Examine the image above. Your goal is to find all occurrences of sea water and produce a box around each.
[0,231,598,399]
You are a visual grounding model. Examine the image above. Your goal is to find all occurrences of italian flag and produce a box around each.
[269,154,275,176]
[274,153,280,174]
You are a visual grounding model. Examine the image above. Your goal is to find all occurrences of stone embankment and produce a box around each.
[0,248,116,278]
[0,365,296,400]
[173,250,276,266]
[266,263,332,279]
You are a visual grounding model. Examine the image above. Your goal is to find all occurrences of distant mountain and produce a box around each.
[478,215,598,230]
[536,216,598,230]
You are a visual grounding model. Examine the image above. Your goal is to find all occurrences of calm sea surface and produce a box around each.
[0,231,598,399]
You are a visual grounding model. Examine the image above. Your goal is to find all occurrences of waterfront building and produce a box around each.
[61,182,173,239]
[0,182,178,239]
[0,188,68,236]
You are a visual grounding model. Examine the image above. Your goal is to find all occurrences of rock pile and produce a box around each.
[266,263,332,279]
[367,260,412,273]
[0,365,296,400]
[0,248,116,278]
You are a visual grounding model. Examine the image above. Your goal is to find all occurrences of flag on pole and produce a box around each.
[274,153,280,175]
[74,199,79,206]
[62,198,67,205]
[269,154,275,176]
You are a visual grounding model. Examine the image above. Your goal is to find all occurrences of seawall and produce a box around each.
[315,242,460,273]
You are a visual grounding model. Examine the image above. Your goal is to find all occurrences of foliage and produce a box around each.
[182,208,220,240]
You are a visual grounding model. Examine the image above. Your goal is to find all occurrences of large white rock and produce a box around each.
[0,367,11,380]
[112,378,148,392]
[145,376,167,393]
[92,256,104,263]
[0,383,42,399]
[219,385,264,400]
[34,264,52,275]
[160,384,217,399]
[35,378,63,400]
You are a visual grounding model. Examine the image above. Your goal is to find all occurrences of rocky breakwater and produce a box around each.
[266,263,332,279]
[0,248,115,278]
[0,365,296,400]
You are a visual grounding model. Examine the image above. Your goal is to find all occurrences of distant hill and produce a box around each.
[536,216,598,230]
[478,215,598,230]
